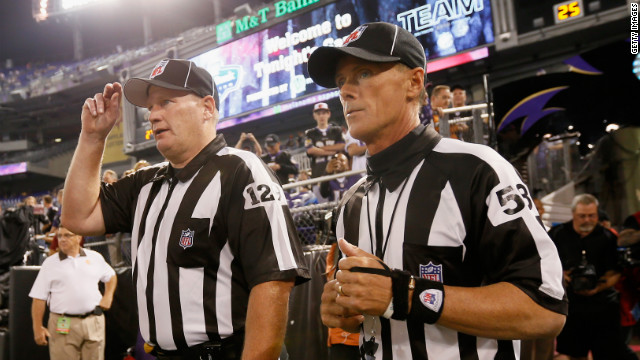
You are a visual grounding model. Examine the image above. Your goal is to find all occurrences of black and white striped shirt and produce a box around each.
[336,125,567,360]
[100,135,310,351]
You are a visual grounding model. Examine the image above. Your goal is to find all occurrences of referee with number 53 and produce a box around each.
[61,59,310,359]
[308,22,568,359]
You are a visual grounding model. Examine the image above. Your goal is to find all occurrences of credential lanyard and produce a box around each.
[366,178,409,260]
[362,177,409,360]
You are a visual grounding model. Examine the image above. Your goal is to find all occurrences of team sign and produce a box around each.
[216,0,321,43]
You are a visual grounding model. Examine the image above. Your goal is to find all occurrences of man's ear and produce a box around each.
[407,68,425,100]
[202,95,216,121]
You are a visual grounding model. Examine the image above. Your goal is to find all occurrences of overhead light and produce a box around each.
[587,144,594,149]
[567,125,574,130]
[606,124,620,132]
[543,133,552,139]
[54,138,62,143]
[547,131,581,142]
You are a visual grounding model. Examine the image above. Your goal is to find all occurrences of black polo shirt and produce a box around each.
[549,221,620,306]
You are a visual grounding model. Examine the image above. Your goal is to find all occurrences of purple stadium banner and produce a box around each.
[0,162,27,177]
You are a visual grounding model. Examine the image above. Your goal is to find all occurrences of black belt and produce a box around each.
[58,306,103,319]
[152,332,244,360]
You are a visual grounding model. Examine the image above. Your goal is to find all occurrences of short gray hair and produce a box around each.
[571,193,598,212]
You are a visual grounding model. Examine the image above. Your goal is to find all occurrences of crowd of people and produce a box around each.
[0,20,638,360]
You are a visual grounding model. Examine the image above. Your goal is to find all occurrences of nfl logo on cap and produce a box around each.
[150,59,169,79]
[343,25,368,46]
[179,229,194,249]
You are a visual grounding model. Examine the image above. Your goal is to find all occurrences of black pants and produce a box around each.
[557,301,622,360]
[154,334,244,360]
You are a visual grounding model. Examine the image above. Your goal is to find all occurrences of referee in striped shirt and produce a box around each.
[308,22,568,359]
[62,59,310,359]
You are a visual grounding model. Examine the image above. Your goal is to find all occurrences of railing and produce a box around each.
[438,103,492,145]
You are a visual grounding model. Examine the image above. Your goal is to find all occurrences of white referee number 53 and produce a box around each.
[243,183,285,209]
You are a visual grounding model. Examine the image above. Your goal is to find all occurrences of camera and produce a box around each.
[570,250,598,292]
[570,263,598,291]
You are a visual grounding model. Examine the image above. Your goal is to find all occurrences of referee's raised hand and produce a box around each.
[81,82,123,141]
[334,239,393,317]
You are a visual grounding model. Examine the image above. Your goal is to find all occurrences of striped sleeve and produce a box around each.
[101,164,165,233]
[222,148,310,288]
[469,148,567,314]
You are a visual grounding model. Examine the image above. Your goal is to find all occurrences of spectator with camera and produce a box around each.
[24,196,50,236]
[549,193,622,360]
[261,134,298,185]
[320,153,360,202]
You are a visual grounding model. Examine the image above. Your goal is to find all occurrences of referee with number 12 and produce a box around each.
[62,59,310,359]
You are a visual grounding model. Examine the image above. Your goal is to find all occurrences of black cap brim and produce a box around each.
[308,46,402,88]
[124,78,201,108]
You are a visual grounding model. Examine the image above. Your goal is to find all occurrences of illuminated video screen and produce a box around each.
[191,0,494,122]
[0,162,27,177]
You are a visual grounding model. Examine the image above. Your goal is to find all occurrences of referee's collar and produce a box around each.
[157,134,227,183]
[366,124,441,191]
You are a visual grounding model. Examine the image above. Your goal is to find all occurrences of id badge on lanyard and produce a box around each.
[56,316,71,334]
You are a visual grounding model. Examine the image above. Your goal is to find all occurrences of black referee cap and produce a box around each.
[307,22,426,88]
[124,59,219,110]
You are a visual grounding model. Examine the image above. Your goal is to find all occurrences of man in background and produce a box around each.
[320,153,361,202]
[305,102,345,179]
[235,132,263,157]
[432,85,468,140]
[24,196,49,237]
[261,134,298,185]
[30,225,117,360]
[41,195,58,234]
[549,194,622,360]
[102,169,118,184]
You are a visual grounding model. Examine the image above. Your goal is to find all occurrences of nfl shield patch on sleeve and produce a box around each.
[179,229,194,249]
[419,262,443,283]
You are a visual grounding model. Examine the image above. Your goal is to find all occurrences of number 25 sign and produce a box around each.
[554,0,584,24]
